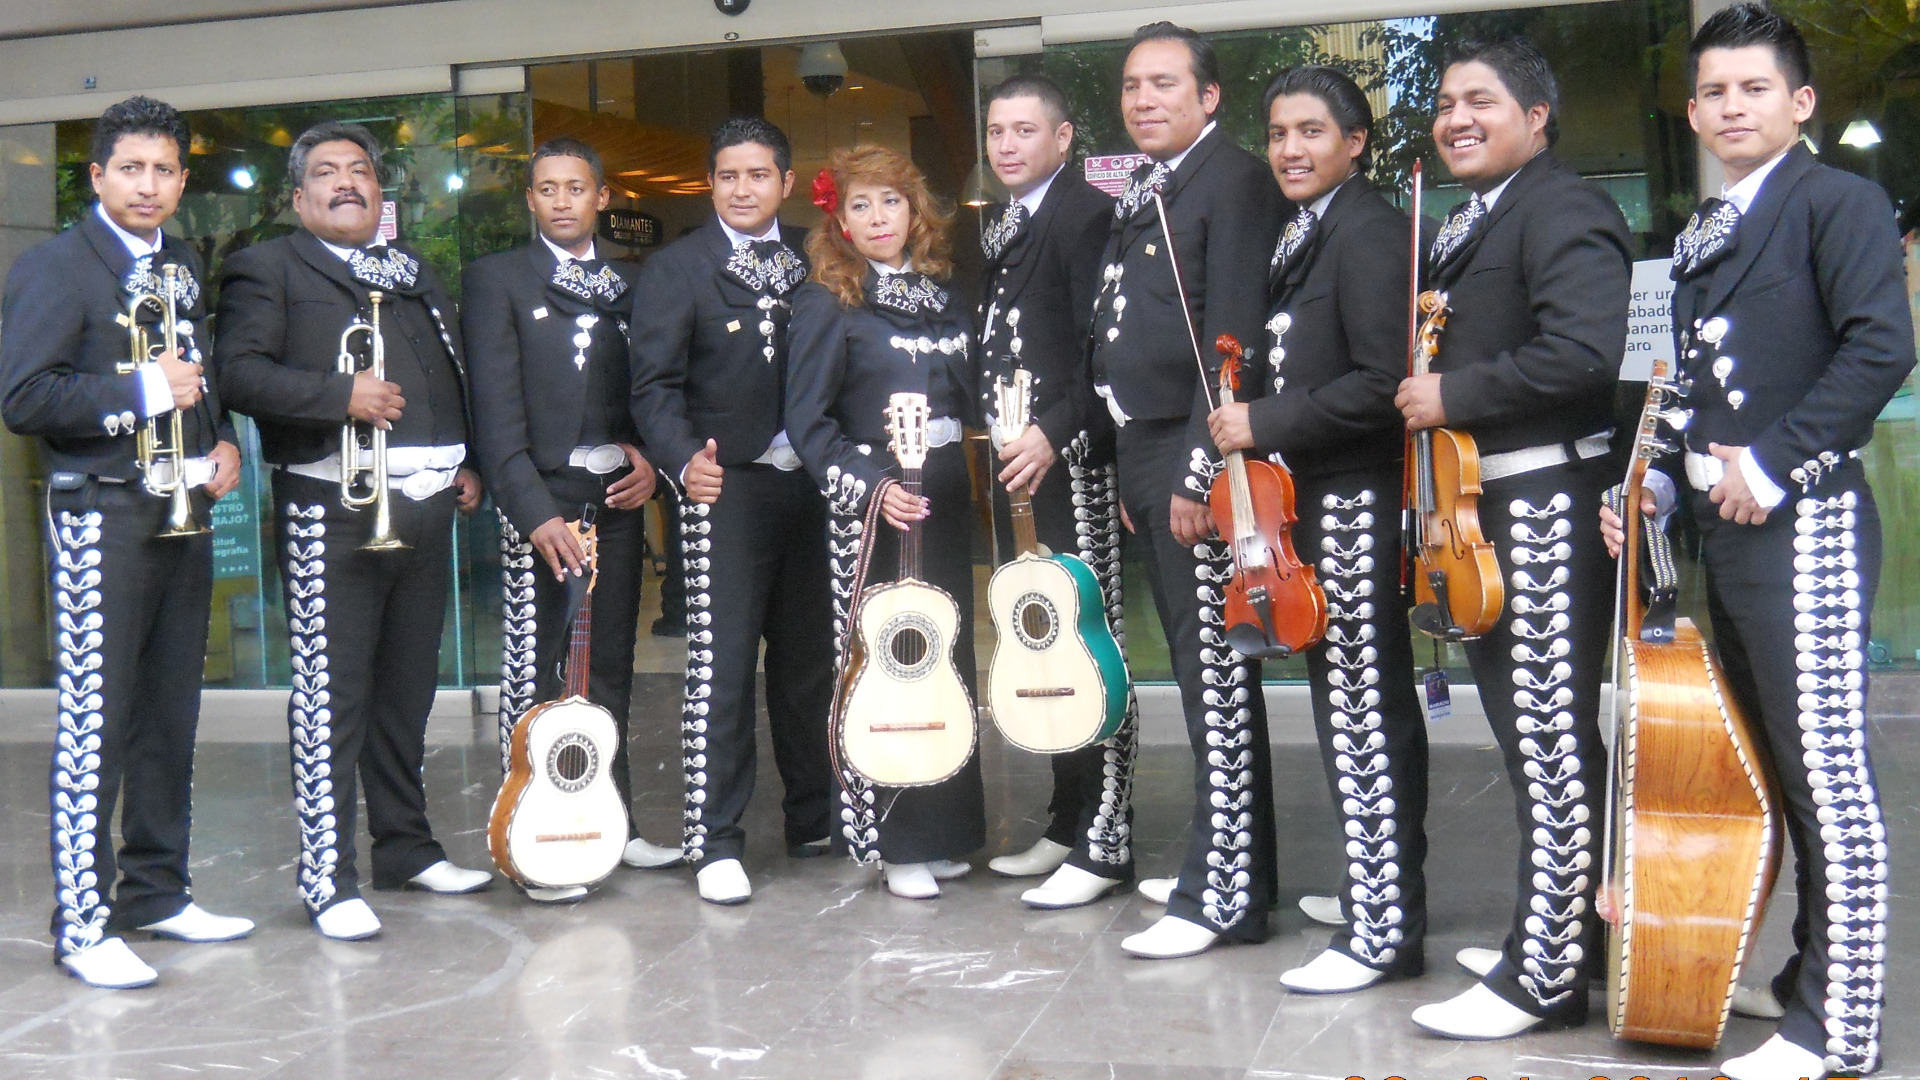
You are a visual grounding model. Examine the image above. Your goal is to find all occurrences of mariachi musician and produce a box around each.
[971,74,1133,910]
[464,136,666,904]
[1603,8,1909,1078]
[1204,66,1427,994]
[785,143,985,901]
[0,95,253,989]
[629,117,837,906]
[215,122,492,941]
[1394,40,1631,1038]
[1091,22,1283,958]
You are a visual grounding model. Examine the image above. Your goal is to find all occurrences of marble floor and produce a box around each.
[0,674,1913,1080]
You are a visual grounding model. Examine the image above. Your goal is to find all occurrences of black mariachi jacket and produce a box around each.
[628,218,811,487]
[786,269,977,515]
[1666,145,1914,497]
[1087,124,1283,501]
[1426,150,1632,456]
[974,170,1112,456]
[464,241,639,536]
[214,229,467,467]
[1240,176,1410,478]
[1,209,231,480]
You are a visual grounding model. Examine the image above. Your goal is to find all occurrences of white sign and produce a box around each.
[378,199,399,242]
[1084,153,1151,198]
[1622,257,1674,382]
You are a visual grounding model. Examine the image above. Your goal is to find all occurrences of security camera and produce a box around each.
[797,42,847,98]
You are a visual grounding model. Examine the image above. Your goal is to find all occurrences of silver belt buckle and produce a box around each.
[571,443,626,475]
[400,469,450,501]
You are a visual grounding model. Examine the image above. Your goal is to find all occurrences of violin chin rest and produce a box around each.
[1410,602,1466,642]
[1224,623,1292,661]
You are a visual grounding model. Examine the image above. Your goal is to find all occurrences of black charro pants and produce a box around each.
[830,442,987,865]
[677,464,835,864]
[1460,455,1613,1025]
[1115,417,1273,943]
[1693,460,1886,1073]
[46,482,212,952]
[274,470,453,913]
[1294,462,1428,976]
[988,434,1138,879]
[497,501,645,833]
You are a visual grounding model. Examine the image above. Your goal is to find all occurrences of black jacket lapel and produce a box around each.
[1701,145,1818,315]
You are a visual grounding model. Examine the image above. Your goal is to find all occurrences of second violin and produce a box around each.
[1208,333,1326,658]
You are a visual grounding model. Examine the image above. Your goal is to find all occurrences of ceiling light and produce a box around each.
[1840,119,1882,149]
[229,167,255,190]
[446,173,466,192]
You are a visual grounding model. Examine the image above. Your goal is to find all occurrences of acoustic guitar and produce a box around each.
[488,514,630,890]
[985,370,1128,752]
[1603,353,1781,1049]
[836,392,977,787]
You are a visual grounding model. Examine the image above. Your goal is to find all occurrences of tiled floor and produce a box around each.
[0,672,1912,1080]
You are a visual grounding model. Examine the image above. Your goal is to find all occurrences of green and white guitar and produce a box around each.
[985,370,1129,753]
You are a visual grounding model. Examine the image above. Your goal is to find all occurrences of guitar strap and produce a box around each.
[826,477,899,786]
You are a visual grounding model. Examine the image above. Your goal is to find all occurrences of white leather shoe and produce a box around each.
[1411,983,1546,1040]
[929,859,971,881]
[1280,948,1384,994]
[525,885,589,904]
[406,861,492,894]
[1298,894,1345,926]
[622,837,683,869]
[884,862,941,899]
[1730,984,1786,1020]
[1721,1034,1825,1080]
[1456,946,1501,978]
[695,858,751,905]
[1021,865,1123,909]
[314,899,382,941]
[138,902,255,943]
[1135,877,1175,905]
[988,837,1071,877]
[59,938,157,989]
[1120,915,1218,959]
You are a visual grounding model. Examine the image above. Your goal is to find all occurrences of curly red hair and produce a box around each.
[805,144,953,309]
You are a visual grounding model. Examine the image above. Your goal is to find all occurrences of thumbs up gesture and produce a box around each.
[685,439,724,504]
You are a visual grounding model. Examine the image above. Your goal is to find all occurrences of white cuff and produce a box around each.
[136,366,172,418]
[1641,469,1677,529]
[1737,447,1786,509]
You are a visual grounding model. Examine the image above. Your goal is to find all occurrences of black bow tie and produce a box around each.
[347,245,423,295]
[1270,207,1319,286]
[549,257,629,313]
[982,201,1029,263]
[1670,197,1741,282]
[123,252,202,312]
[726,239,806,297]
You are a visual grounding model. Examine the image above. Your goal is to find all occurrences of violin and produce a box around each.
[1403,163,1502,640]
[1207,333,1326,658]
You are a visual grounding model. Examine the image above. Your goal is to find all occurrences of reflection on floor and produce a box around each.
[0,674,1912,1080]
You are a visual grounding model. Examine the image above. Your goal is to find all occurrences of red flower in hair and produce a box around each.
[811,169,839,216]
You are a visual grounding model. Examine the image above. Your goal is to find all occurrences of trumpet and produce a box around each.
[117,263,210,538]
[336,291,409,551]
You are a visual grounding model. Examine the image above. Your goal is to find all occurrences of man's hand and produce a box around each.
[1207,402,1254,455]
[1169,494,1215,547]
[1395,373,1446,430]
[604,444,656,510]
[684,439,724,504]
[1119,502,1135,534]
[528,516,585,580]
[348,371,404,429]
[157,347,204,411]
[1598,487,1658,559]
[1707,442,1768,525]
[881,484,929,532]
[204,440,242,500]
[452,467,483,514]
[996,425,1056,495]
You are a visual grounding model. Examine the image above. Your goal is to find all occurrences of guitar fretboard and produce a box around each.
[898,470,923,580]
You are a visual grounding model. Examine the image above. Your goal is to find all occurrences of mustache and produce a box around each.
[328,192,368,209]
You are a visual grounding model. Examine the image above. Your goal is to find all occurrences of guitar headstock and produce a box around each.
[991,370,1033,447]
[569,517,601,594]
[886,392,932,472]
[1213,334,1244,399]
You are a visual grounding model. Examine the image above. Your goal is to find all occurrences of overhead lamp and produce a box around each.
[229,167,255,190]
[1840,119,1882,149]
[446,173,466,192]
[960,163,1006,208]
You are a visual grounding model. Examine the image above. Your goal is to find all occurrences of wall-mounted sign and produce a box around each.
[1622,258,1675,383]
[602,209,662,248]
[1084,153,1152,198]
[379,200,399,241]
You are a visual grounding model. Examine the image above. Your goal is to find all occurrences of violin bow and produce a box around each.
[1151,191,1220,414]
[1401,161,1425,592]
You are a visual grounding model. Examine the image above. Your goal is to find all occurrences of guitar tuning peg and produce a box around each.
[1644,438,1676,457]
[1666,374,1693,398]
[1653,407,1693,431]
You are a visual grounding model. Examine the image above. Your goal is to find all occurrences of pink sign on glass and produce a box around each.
[1083,153,1152,198]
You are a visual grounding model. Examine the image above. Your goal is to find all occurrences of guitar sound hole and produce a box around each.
[889,627,929,668]
[1012,591,1060,650]
[545,732,600,794]
[1019,601,1053,642]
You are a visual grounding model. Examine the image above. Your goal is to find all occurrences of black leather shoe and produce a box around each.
[787,837,830,858]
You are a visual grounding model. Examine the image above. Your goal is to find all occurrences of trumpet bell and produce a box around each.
[155,488,212,538]
[358,490,410,552]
